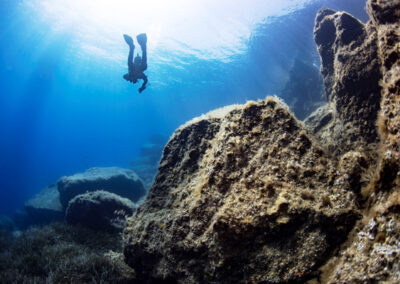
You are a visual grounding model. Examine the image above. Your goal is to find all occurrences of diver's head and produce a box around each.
[134,54,142,65]
[123,73,130,81]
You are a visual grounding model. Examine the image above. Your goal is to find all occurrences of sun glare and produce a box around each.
[23,0,314,61]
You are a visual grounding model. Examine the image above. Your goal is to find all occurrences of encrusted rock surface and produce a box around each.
[57,167,146,209]
[24,185,64,225]
[122,1,400,283]
[66,190,135,231]
[309,7,381,157]
[124,98,359,283]
[320,1,400,283]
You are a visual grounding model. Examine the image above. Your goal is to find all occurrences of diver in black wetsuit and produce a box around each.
[123,33,148,93]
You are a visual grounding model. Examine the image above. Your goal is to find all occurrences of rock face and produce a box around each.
[57,167,146,209]
[66,190,135,231]
[24,185,64,225]
[321,1,400,283]
[122,1,400,283]
[124,99,359,283]
[308,8,382,156]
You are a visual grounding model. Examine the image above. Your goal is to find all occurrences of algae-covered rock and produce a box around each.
[57,167,146,209]
[319,1,400,282]
[123,98,359,283]
[309,8,382,156]
[24,185,64,225]
[66,190,135,231]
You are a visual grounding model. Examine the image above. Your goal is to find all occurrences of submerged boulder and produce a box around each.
[66,190,135,231]
[57,167,146,209]
[24,185,64,225]
[123,98,359,283]
[308,7,382,157]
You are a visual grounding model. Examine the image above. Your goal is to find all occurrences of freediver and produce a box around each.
[123,33,148,93]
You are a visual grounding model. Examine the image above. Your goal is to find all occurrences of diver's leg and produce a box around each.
[128,44,135,67]
[141,46,147,71]
[124,34,135,67]
[137,33,147,70]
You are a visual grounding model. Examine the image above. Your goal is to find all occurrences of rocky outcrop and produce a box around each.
[121,1,400,283]
[24,185,64,225]
[124,98,359,283]
[66,190,135,231]
[57,167,146,209]
[308,8,382,157]
[320,1,400,283]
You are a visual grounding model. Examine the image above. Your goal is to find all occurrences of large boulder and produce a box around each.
[123,98,359,283]
[57,167,146,209]
[24,185,64,226]
[66,190,135,231]
[307,8,382,157]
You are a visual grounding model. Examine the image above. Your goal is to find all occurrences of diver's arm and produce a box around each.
[138,74,148,93]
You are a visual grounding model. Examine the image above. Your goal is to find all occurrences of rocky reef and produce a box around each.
[307,6,382,157]
[57,167,146,209]
[16,167,146,231]
[66,190,135,231]
[123,0,400,283]
[124,99,359,283]
[24,185,64,226]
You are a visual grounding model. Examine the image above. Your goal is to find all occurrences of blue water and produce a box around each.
[0,0,368,216]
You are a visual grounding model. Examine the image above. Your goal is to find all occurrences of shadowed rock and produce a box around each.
[57,167,146,209]
[307,8,382,157]
[24,185,64,226]
[322,1,400,283]
[66,190,135,231]
[123,98,359,283]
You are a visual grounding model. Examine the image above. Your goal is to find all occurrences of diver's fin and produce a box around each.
[123,34,134,46]
[136,33,147,47]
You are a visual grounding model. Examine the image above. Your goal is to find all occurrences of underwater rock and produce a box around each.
[303,104,333,134]
[320,1,400,282]
[0,215,15,233]
[123,98,359,283]
[310,7,382,157]
[57,167,146,209]
[24,185,64,226]
[65,190,135,231]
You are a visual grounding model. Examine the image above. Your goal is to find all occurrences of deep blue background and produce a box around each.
[0,0,368,215]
